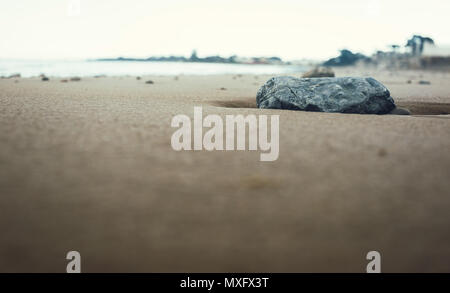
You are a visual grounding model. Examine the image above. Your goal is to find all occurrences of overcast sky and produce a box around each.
[1,0,449,60]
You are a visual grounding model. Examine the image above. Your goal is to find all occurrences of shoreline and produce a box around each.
[0,60,307,79]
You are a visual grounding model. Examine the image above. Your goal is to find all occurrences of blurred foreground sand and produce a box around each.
[0,69,449,272]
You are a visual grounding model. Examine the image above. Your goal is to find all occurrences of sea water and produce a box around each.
[0,59,306,78]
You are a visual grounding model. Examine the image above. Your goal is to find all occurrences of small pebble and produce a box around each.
[378,149,387,157]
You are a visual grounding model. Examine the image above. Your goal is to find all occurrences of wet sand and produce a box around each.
[0,69,449,272]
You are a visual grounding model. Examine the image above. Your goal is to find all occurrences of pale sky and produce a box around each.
[1,0,449,60]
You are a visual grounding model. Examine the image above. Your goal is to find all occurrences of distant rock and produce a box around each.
[302,67,335,78]
[61,79,68,83]
[42,76,49,81]
[8,73,21,79]
[70,77,81,81]
[136,76,141,80]
[257,76,396,114]
[418,80,431,85]
[145,80,154,84]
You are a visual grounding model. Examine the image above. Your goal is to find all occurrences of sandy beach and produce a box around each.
[1,69,449,272]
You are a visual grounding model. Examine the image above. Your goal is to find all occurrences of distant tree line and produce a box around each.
[323,35,435,66]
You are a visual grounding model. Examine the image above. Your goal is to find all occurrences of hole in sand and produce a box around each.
[211,99,450,116]
[211,98,256,109]
[396,102,450,116]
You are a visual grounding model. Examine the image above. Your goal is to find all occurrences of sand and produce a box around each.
[0,69,449,272]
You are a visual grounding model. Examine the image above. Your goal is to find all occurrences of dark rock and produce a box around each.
[145,80,154,84]
[8,73,21,78]
[418,80,431,85]
[70,77,81,81]
[42,76,49,81]
[219,87,227,90]
[136,76,141,80]
[256,76,396,114]
[302,67,335,78]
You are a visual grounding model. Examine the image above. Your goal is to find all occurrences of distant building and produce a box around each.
[422,44,450,57]
[421,44,450,68]
[190,50,199,62]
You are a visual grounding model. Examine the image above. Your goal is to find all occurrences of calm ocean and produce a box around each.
[0,59,306,78]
